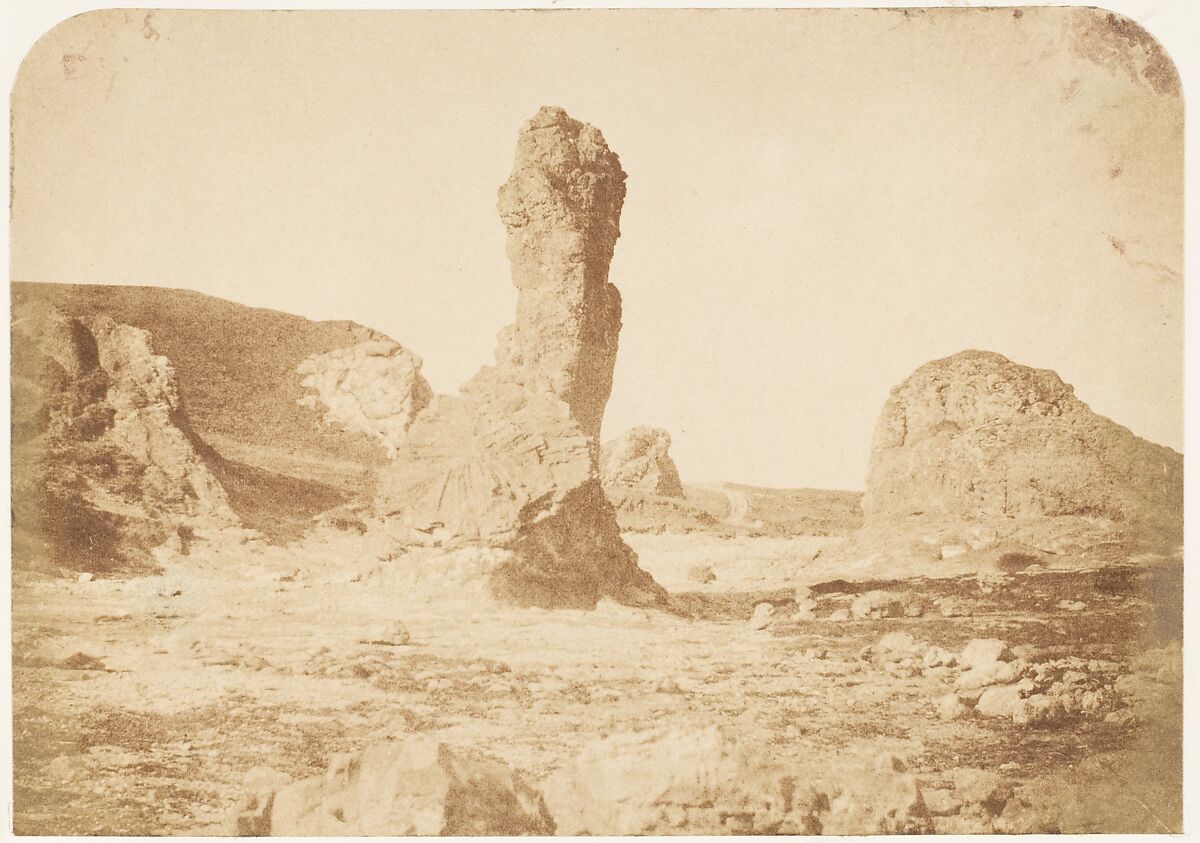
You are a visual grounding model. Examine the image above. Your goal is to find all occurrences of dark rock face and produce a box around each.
[373,107,663,608]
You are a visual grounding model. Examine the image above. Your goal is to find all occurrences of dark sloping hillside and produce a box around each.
[13,283,389,485]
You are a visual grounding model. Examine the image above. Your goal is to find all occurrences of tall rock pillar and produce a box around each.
[494,106,626,440]
[374,107,664,609]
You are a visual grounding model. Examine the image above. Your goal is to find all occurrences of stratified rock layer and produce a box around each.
[373,107,663,608]
[601,426,685,498]
[10,299,239,572]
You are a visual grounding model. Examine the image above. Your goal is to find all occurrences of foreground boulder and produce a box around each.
[543,726,818,834]
[374,107,663,607]
[234,739,553,835]
[10,299,238,572]
[543,726,932,835]
[601,426,685,498]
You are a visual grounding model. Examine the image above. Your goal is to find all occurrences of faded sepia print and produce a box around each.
[9,7,1183,835]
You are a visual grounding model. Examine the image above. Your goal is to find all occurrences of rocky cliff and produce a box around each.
[11,282,390,542]
[296,338,432,457]
[11,299,239,572]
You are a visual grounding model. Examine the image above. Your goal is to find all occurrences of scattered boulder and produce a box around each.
[359,621,411,646]
[937,596,969,617]
[749,602,775,630]
[687,564,716,584]
[936,694,971,721]
[792,596,818,621]
[876,631,919,657]
[233,738,554,835]
[955,640,1021,690]
[975,684,1027,719]
[372,107,664,609]
[923,646,957,668]
[17,635,107,671]
[46,755,86,782]
[792,585,819,618]
[959,639,1009,668]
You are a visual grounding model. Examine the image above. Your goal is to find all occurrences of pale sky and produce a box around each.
[11,8,1183,490]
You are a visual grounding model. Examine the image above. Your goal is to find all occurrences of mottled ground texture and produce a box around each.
[12,534,1181,835]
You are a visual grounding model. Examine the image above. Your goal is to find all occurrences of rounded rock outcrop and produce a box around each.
[601,426,685,498]
[862,350,1181,538]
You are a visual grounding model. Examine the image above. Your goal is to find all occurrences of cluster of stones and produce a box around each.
[233,726,1021,836]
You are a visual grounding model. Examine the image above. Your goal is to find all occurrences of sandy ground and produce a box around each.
[11,533,1183,835]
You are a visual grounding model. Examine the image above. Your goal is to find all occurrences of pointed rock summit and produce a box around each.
[374,107,664,608]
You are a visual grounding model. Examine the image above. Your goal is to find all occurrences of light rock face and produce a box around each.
[495,106,627,441]
[601,426,685,498]
[234,738,554,835]
[296,338,432,456]
[863,350,1182,528]
[373,107,663,608]
[10,300,238,572]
